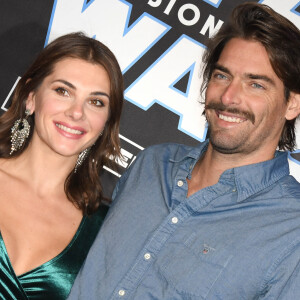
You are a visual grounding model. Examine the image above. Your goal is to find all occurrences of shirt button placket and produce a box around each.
[115,198,184,299]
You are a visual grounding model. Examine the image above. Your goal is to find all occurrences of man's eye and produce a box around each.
[88,99,104,107]
[55,87,69,96]
[213,73,227,80]
[251,82,264,89]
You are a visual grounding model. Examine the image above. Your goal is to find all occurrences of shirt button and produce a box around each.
[118,289,125,296]
[232,188,236,192]
[177,180,184,187]
[144,253,151,260]
[171,217,178,224]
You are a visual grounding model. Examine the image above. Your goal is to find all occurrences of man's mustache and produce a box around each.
[204,102,255,124]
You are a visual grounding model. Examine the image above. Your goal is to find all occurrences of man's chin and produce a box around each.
[210,140,241,155]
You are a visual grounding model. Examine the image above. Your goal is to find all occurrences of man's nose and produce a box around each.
[221,80,242,106]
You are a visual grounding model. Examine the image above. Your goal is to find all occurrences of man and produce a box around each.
[69,3,300,299]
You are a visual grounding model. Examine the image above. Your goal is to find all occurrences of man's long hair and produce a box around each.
[202,2,300,151]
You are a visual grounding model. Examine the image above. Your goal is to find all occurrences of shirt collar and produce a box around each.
[168,140,209,163]
[231,151,289,202]
[169,140,290,203]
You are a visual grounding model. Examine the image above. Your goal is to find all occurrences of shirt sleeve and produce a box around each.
[260,239,300,299]
[277,259,300,299]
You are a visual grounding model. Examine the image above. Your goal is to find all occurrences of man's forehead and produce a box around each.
[216,38,283,84]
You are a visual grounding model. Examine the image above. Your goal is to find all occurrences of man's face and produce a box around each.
[205,38,290,159]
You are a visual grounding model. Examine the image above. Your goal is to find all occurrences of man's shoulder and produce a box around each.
[138,142,199,162]
[114,142,200,194]
[279,174,300,199]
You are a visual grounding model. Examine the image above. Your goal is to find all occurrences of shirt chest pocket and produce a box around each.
[158,232,233,298]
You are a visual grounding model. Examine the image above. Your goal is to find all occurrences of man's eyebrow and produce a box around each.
[213,64,232,76]
[246,74,275,86]
[53,79,110,99]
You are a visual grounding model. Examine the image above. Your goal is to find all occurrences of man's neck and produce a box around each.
[187,142,276,197]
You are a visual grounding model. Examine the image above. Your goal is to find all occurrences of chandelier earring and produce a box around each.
[74,147,91,173]
[10,109,31,155]
[74,131,103,173]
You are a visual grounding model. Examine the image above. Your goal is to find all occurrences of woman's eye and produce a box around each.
[88,99,104,107]
[55,87,69,96]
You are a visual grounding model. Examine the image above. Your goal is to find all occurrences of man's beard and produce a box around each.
[203,101,256,154]
[206,126,242,154]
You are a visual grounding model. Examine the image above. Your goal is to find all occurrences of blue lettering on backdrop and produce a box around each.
[150,0,223,9]
[45,0,58,47]
[202,0,223,9]
[118,0,171,73]
[291,2,300,16]
[45,0,170,73]
[125,34,207,141]
[289,151,300,164]
[119,10,170,73]
[147,0,224,35]
[169,62,195,98]
[81,0,95,13]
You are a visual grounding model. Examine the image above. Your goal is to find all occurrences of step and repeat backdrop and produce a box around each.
[0,0,299,195]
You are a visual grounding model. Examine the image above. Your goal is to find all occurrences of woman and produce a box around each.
[0,32,123,299]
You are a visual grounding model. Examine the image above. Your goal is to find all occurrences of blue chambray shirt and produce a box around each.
[68,140,300,299]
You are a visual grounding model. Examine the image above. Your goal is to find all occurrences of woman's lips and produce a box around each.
[54,121,86,139]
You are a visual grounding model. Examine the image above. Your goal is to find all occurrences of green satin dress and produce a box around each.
[0,205,108,299]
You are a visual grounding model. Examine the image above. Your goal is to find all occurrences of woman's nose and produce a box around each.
[65,101,85,120]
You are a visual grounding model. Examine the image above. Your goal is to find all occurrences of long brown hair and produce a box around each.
[0,32,124,214]
[202,2,300,151]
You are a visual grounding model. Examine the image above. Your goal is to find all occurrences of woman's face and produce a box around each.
[26,57,110,158]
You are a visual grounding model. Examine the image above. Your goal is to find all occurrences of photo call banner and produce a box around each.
[1,0,299,196]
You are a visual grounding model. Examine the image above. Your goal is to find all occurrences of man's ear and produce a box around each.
[285,92,300,120]
[25,91,35,114]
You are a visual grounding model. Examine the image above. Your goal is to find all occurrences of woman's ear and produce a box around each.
[25,91,36,114]
[285,92,300,120]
